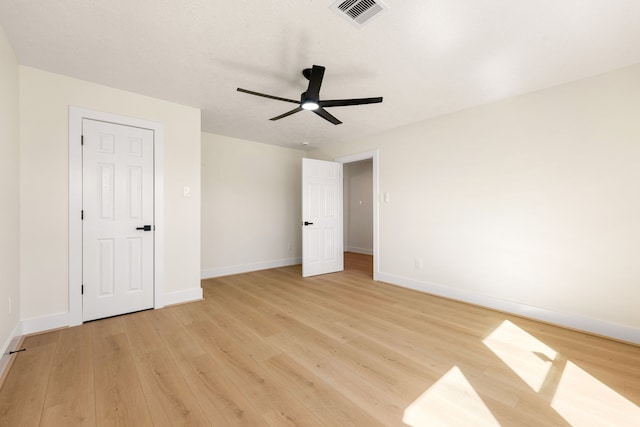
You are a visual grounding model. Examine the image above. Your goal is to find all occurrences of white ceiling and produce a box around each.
[1,0,640,150]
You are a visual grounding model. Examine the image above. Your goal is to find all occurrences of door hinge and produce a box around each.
[81,135,84,145]
[81,285,84,295]
[81,210,84,220]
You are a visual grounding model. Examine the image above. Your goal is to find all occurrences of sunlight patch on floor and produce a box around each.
[403,366,500,427]
[551,361,640,426]
[483,320,557,392]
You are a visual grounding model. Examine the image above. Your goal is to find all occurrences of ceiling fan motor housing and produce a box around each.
[236,64,383,125]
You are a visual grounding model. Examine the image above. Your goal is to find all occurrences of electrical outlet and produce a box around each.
[414,258,423,269]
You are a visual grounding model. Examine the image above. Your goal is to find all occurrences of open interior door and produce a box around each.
[302,158,344,277]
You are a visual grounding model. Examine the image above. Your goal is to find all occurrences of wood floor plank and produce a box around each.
[91,321,154,427]
[266,328,407,426]
[0,333,58,427]
[40,326,95,427]
[122,311,166,356]
[149,308,266,426]
[208,276,282,338]
[264,353,387,427]
[228,274,358,343]
[2,254,639,426]
[122,311,210,427]
[180,351,267,426]
[133,349,210,427]
[201,295,282,362]
[186,320,324,427]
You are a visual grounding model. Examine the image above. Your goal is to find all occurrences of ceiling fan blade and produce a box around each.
[270,106,303,121]
[319,97,383,107]
[313,107,342,125]
[237,88,299,104]
[306,65,325,101]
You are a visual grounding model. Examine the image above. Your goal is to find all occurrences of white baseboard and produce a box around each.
[377,272,640,345]
[162,287,204,307]
[20,312,70,336]
[17,287,203,335]
[1,322,20,356]
[201,257,302,279]
[0,322,22,385]
[345,247,373,255]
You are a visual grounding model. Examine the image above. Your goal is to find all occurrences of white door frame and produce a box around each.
[335,150,379,281]
[68,106,164,326]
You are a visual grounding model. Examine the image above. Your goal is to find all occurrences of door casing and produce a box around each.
[68,106,165,326]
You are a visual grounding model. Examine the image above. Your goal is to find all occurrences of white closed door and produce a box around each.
[82,119,155,321]
[302,158,344,277]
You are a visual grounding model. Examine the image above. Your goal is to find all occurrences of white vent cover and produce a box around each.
[330,0,389,28]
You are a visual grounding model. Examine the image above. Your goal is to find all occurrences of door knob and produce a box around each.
[303,221,314,226]
[136,225,152,231]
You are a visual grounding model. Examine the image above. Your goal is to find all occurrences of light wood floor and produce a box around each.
[1,253,639,426]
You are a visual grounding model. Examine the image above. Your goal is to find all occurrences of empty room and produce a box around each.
[1,1,639,426]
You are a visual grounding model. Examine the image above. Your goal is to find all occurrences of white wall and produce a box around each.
[0,26,20,355]
[201,133,304,278]
[19,67,201,325]
[344,160,373,254]
[310,64,640,343]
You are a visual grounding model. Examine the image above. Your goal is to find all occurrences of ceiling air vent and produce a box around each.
[330,0,389,28]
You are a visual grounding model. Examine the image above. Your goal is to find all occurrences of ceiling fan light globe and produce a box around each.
[302,101,319,111]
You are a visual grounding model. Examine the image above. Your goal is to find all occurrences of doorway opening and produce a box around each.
[336,150,379,280]
[343,159,373,277]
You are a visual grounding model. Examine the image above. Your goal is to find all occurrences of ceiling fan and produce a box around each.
[237,65,383,125]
